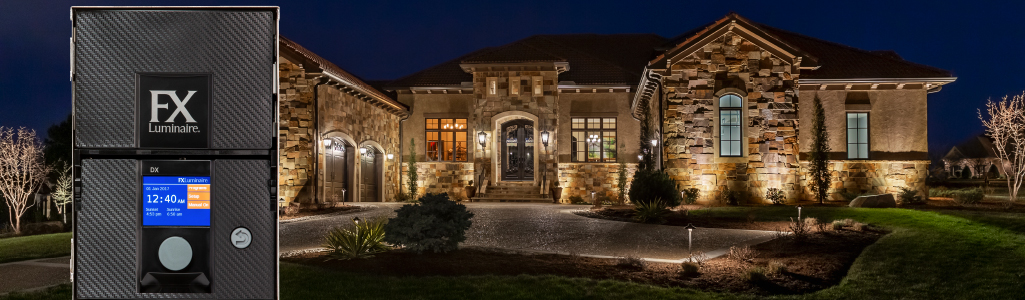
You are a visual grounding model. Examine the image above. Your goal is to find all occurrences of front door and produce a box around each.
[360,148,379,202]
[501,120,535,181]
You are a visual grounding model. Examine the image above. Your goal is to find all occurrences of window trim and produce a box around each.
[718,94,744,158]
[846,112,870,160]
[425,118,469,162]
[570,117,617,163]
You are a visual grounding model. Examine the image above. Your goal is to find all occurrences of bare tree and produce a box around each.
[0,127,52,234]
[51,161,73,224]
[979,93,1025,207]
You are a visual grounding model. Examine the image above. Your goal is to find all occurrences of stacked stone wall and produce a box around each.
[556,163,637,203]
[661,31,801,203]
[402,162,475,199]
[278,60,315,204]
[799,160,929,201]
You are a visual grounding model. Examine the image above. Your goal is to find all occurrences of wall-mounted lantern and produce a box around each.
[541,130,550,147]
[324,139,332,147]
[651,139,658,146]
[386,153,394,160]
[478,131,487,149]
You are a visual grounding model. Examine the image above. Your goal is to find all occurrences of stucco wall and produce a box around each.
[797,89,928,160]
[558,92,642,163]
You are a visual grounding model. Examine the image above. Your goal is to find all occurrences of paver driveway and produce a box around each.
[280,203,777,261]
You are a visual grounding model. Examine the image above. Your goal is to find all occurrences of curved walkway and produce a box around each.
[280,203,777,262]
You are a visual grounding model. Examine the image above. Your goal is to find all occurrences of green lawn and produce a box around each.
[6,208,1025,299]
[0,285,70,300]
[0,232,71,264]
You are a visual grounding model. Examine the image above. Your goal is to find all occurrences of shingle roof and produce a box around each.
[279,36,408,113]
[388,14,952,89]
[755,24,953,79]
[388,34,668,87]
[945,135,999,161]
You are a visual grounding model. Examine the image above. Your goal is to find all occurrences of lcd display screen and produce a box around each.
[142,176,211,226]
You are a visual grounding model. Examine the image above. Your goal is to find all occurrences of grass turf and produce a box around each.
[6,208,1025,299]
[0,232,71,264]
[0,285,70,300]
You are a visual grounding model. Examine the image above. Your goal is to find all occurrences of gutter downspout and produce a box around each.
[398,92,411,202]
[645,71,664,171]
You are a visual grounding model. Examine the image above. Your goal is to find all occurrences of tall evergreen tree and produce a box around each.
[407,138,418,201]
[809,96,832,204]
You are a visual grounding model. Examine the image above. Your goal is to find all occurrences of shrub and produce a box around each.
[804,217,819,232]
[953,188,985,206]
[680,262,700,277]
[765,188,786,205]
[728,245,755,262]
[831,220,846,231]
[766,260,787,276]
[682,188,700,205]
[616,256,646,270]
[744,267,769,283]
[393,191,411,203]
[617,162,628,202]
[568,195,588,205]
[687,251,709,265]
[628,168,683,207]
[383,193,474,254]
[897,186,925,205]
[721,186,741,205]
[929,186,950,198]
[634,197,671,224]
[323,218,389,260]
[852,222,868,232]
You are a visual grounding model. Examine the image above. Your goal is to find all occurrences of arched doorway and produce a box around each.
[324,138,353,203]
[360,146,382,202]
[501,119,535,181]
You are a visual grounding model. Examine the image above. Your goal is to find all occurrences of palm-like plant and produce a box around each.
[323,218,390,260]
[634,197,670,224]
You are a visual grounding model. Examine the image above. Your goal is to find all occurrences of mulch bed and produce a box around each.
[285,228,882,295]
[278,206,362,221]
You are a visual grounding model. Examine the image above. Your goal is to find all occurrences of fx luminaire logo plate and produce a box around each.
[138,74,210,148]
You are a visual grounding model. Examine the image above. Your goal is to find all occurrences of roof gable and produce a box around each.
[651,13,817,70]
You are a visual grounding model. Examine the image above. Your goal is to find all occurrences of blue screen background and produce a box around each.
[142,176,210,226]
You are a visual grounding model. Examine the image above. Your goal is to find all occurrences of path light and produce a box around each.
[353,216,361,225]
[478,131,487,149]
[686,223,696,257]
[797,205,803,220]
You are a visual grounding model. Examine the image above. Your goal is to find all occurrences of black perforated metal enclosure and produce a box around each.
[72,7,278,300]
[73,8,276,149]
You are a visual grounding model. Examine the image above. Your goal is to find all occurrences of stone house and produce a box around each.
[281,12,955,205]
[942,134,1005,179]
[278,37,408,207]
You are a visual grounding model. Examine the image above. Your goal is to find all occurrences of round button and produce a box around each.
[231,227,252,249]
[158,236,193,271]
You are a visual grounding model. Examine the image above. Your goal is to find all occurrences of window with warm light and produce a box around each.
[425,118,468,161]
[532,76,543,96]
[847,112,869,159]
[571,117,616,162]
[509,77,520,95]
[719,94,743,157]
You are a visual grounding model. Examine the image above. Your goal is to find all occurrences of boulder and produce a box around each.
[849,194,897,208]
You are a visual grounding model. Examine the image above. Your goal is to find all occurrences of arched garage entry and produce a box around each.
[322,132,357,203]
[359,141,387,202]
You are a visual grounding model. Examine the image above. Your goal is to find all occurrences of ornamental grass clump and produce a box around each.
[633,197,671,224]
[680,261,700,277]
[744,266,769,283]
[617,256,646,270]
[766,260,787,276]
[383,193,474,254]
[323,218,389,260]
[953,188,985,206]
[728,245,755,262]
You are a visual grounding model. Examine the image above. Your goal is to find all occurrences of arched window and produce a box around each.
[719,94,743,157]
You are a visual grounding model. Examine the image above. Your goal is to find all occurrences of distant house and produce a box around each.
[942,135,1005,179]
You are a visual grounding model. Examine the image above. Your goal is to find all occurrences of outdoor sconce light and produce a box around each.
[387,154,394,160]
[797,205,803,220]
[359,147,367,155]
[685,223,696,256]
[651,139,658,146]
[637,154,644,161]
[541,130,550,147]
[323,139,332,147]
[478,131,487,148]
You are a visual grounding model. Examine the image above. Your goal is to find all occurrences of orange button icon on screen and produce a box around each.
[187,184,210,192]
[187,201,210,209]
[187,192,210,201]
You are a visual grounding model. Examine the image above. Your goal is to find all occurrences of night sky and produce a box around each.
[1,0,1022,159]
